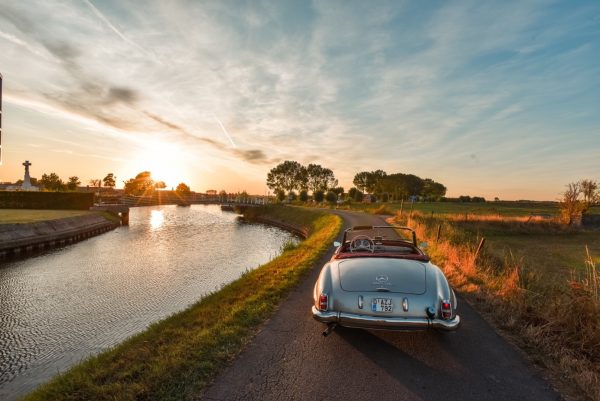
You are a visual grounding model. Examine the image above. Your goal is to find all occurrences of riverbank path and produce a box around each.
[201,210,563,401]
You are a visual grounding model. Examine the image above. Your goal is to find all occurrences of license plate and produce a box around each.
[372,298,393,312]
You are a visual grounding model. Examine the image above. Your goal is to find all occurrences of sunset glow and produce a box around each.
[0,1,598,199]
[126,140,190,189]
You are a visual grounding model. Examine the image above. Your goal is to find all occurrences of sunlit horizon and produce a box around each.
[0,1,598,200]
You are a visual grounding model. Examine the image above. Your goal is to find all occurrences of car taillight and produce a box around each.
[319,294,328,311]
[441,300,452,320]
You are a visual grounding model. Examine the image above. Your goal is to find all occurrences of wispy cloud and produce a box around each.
[82,0,157,61]
[0,0,598,198]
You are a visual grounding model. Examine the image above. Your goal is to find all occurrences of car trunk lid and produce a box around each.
[337,258,426,294]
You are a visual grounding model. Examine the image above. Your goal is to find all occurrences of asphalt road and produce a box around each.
[201,210,562,401]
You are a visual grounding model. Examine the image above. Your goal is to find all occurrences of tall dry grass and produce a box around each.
[395,211,600,401]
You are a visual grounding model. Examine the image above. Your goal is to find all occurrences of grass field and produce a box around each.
[487,231,600,278]
[0,209,95,224]
[21,206,342,401]
[326,200,600,218]
[391,210,600,401]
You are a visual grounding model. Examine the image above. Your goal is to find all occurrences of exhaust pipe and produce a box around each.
[322,323,337,337]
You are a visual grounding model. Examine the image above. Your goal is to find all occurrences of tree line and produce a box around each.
[12,171,193,195]
[13,172,117,192]
[352,170,447,201]
[266,161,343,202]
[265,161,447,202]
[122,171,191,196]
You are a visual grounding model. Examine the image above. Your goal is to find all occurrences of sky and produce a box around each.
[0,0,598,200]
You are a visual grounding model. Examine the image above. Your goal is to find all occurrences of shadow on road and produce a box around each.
[334,326,467,400]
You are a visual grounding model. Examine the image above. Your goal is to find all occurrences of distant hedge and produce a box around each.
[0,191,94,210]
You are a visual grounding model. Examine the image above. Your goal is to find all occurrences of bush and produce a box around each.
[314,190,325,202]
[325,191,337,203]
[299,190,309,202]
[275,190,286,202]
[0,191,94,210]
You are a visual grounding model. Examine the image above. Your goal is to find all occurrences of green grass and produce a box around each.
[0,209,95,224]
[327,200,562,217]
[21,205,342,401]
[486,231,600,279]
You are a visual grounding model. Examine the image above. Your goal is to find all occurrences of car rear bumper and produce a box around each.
[312,306,460,331]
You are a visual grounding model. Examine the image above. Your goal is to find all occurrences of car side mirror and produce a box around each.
[419,242,428,249]
[333,241,341,247]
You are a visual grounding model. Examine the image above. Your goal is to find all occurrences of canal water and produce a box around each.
[0,205,298,400]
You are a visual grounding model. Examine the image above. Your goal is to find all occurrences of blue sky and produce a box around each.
[0,0,598,199]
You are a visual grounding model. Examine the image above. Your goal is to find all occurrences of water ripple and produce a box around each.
[0,205,297,400]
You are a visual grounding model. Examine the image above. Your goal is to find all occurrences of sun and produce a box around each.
[128,140,189,189]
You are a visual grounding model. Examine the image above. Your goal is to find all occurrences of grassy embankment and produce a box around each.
[390,210,599,401]
[0,209,96,224]
[22,205,341,401]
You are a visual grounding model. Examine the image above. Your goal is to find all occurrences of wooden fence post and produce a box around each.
[399,199,404,217]
[436,224,442,243]
[474,237,486,261]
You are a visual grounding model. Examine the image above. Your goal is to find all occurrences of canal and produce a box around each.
[0,205,298,400]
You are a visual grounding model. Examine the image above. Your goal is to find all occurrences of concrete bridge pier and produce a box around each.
[120,211,129,225]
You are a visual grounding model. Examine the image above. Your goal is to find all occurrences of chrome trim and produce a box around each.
[358,295,363,309]
[402,297,409,312]
[312,306,460,331]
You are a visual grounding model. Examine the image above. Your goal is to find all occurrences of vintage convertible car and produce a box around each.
[312,225,460,336]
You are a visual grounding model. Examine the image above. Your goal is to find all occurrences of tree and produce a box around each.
[40,173,65,191]
[123,171,156,195]
[67,176,81,191]
[314,190,325,202]
[353,171,372,193]
[422,178,447,201]
[560,179,599,225]
[370,170,387,194]
[560,182,585,225]
[266,161,307,194]
[580,179,599,213]
[353,170,387,194]
[103,173,116,188]
[299,190,309,202]
[89,179,102,188]
[176,182,191,194]
[306,164,337,194]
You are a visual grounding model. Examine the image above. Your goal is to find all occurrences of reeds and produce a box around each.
[394,211,600,400]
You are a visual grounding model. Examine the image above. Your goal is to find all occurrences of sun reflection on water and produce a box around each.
[150,210,164,229]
